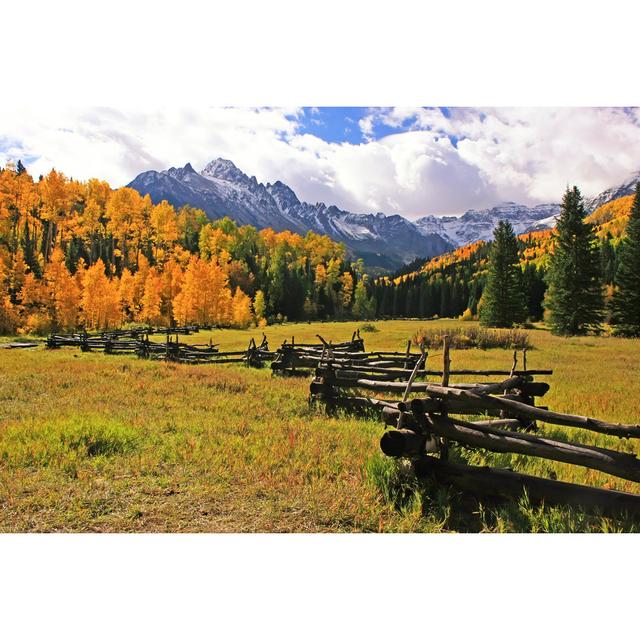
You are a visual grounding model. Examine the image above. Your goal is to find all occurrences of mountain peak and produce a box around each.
[163,162,198,181]
[266,180,300,210]
[201,157,249,183]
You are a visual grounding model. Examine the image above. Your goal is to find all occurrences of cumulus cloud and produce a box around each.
[1,106,639,218]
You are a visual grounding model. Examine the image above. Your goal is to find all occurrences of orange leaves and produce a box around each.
[39,169,75,222]
[150,200,179,250]
[314,263,327,287]
[173,256,232,326]
[81,259,121,330]
[139,268,164,326]
[587,195,634,239]
[118,268,136,321]
[44,248,81,331]
[231,287,254,328]
[339,272,354,309]
[0,163,354,333]
[419,240,487,275]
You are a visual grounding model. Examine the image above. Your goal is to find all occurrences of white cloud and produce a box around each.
[1,106,639,218]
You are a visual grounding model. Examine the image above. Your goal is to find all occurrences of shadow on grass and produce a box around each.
[365,453,640,533]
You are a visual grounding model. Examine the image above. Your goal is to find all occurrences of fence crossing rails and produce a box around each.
[308,336,640,516]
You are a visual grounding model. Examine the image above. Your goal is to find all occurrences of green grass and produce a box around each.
[1,319,640,532]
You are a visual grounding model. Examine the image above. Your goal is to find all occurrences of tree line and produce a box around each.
[2,160,638,337]
[370,183,640,337]
[0,163,376,334]
[480,183,640,336]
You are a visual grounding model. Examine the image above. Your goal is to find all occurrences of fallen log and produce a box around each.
[0,341,41,349]
[411,386,640,439]
[412,457,640,517]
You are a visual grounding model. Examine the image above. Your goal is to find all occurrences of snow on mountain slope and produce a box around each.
[584,171,640,213]
[415,202,561,246]
[127,158,640,267]
[128,158,453,268]
[133,158,640,269]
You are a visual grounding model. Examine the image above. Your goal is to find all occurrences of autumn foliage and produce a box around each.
[0,162,369,334]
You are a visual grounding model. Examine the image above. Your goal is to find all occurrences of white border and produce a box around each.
[2,1,640,637]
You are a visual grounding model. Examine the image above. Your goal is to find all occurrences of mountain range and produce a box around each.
[127,158,638,271]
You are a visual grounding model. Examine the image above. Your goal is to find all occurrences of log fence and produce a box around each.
[44,327,278,367]
[30,326,640,514]
[309,335,640,516]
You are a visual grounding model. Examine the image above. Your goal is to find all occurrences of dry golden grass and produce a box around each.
[2,319,640,532]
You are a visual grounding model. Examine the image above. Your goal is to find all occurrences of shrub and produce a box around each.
[412,326,532,350]
[460,308,474,322]
[359,322,379,333]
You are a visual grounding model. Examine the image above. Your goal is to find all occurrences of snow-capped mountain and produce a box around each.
[131,157,637,269]
[414,202,561,246]
[584,171,640,213]
[128,160,309,234]
[128,159,453,269]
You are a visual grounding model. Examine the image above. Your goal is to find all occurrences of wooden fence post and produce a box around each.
[441,335,451,388]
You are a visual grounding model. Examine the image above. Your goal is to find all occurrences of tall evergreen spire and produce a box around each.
[544,186,604,335]
[610,183,640,336]
[480,220,527,327]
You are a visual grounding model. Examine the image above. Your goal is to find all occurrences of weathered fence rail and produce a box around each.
[44,327,279,368]
[309,336,640,515]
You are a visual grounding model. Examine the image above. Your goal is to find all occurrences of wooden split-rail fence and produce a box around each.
[269,330,421,376]
[45,327,275,367]
[309,335,640,516]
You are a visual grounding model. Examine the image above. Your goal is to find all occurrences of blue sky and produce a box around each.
[1,107,639,217]
[294,107,409,144]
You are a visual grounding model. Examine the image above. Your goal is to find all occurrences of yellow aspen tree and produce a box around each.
[9,249,28,301]
[172,256,233,325]
[253,290,266,322]
[105,187,146,268]
[44,248,81,331]
[139,268,164,325]
[150,200,179,261]
[118,268,136,322]
[131,254,150,317]
[19,272,50,334]
[0,260,19,334]
[339,272,354,310]
[208,258,233,324]
[161,258,184,323]
[81,259,121,330]
[231,287,253,328]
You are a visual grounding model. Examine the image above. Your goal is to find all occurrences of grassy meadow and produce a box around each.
[2,318,640,532]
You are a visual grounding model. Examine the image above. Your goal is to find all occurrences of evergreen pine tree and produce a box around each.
[599,234,616,284]
[522,263,546,321]
[439,278,450,318]
[544,186,604,335]
[610,182,640,336]
[479,220,527,327]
